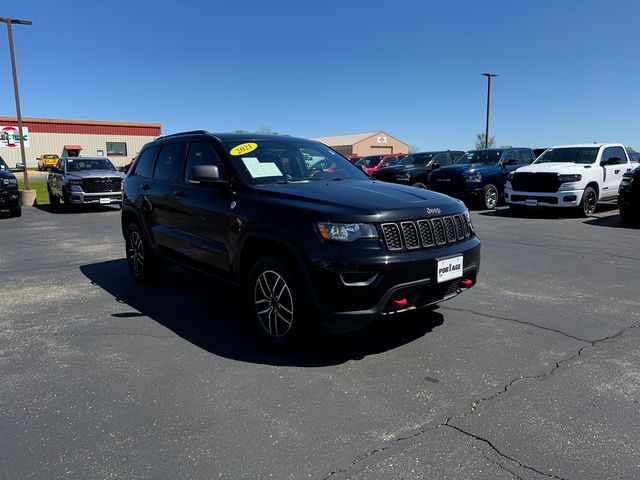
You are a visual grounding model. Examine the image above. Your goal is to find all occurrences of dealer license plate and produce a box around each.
[525,199,538,207]
[99,198,111,204]
[436,256,463,283]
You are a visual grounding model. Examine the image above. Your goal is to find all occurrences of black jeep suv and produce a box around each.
[121,131,481,345]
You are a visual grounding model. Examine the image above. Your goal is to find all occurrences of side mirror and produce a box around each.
[15,163,25,171]
[188,165,226,185]
[601,157,620,166]
[431,162,441,169]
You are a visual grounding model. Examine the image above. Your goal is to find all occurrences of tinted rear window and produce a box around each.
[131,146,159,178]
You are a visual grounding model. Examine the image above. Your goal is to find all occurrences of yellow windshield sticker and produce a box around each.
[230,142,258,156]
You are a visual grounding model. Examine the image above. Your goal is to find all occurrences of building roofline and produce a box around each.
[0,116,162,128]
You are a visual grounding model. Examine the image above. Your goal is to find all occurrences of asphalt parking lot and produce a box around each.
[1,205,639,479]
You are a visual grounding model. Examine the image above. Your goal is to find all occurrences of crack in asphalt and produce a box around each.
[479,446,525,480]
[439,306,592,343]
[319,320,639,480]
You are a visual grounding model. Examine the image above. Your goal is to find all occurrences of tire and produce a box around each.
[247,257,313,347]
[619,203,636,224]
[62,188,75,212]
[481,184,499,210]
[577,186,598,217]
[124,222,163,281]
[10,207,21,218]
[47,185,60,207]
[411,182,428,189]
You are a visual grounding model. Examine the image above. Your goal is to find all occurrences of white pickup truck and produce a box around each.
[504,143,639,217]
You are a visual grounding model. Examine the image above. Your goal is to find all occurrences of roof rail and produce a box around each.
[160,130,210,139]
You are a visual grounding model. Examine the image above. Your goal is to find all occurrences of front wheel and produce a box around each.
[577,186,598,217]
[248,257,313,347]
[125,222,163,281]
[411,182,428,189]
[10,207,21,218]
[481,184,499,210]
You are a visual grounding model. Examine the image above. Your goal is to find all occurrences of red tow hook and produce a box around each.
[393,298,409,308]
[461,278,474,288]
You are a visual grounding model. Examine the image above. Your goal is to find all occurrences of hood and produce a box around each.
[432,164,499,176]
[514,162,594,174]
[253,179,466,222]
[66,170,124,179]
[373,164,429,177]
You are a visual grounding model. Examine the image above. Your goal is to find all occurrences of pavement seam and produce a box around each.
[319,323,639,480]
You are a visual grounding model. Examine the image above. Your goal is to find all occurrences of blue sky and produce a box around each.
[0,0,638,150]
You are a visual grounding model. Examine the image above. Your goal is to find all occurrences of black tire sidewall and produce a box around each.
[125,222,161,281]
[247,257,311,347]
[578,187,597,217]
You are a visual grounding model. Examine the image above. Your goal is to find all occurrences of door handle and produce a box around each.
[141,184,151,191]
[173,190,185,198]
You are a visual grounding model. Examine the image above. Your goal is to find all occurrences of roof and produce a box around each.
[310,132,381,146]
[0,116,161,128]
[64,145,83,150]
[548,143,621,148]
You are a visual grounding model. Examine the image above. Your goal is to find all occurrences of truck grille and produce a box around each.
[81,177,122,193]
[510,172,561,193]
[381,214,473,251]
[430,174,465,189]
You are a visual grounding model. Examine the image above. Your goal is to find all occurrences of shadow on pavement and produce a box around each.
[478,204,619,220]
[36,204,120,214]
[80,259,444,367]
[585,214,639,229]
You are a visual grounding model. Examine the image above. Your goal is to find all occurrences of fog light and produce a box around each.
[563,195,577,202]
[461,278,474,287]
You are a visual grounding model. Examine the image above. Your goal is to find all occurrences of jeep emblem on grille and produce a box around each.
[426,208,442,216]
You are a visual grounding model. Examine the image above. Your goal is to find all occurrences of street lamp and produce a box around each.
[0,17,32,191]
[481,73,498,149]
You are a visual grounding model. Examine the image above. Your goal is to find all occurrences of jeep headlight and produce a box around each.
[2,178,17,185]
[558,174,582,183]
[317,223,378,242]
[463,173,483,183]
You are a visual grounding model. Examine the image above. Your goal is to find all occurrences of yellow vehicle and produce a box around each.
[37,153,60,171]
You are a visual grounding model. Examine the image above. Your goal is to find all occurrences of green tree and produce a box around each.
[624,146,634,153]
[408,144,420,154]
[233,129,249,133]
[475,132,495,149]
[256,126,279,135]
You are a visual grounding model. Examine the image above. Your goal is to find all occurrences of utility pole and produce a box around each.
[1,17,32,191]
[481,73,498,149]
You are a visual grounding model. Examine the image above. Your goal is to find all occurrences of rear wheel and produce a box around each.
[619,202,636,224]
[47,185,60,207]
[9,207,21,218]
[481,184,499,210]
[125,222,163,281]
[577,186,598,217]
[248,257,313,347]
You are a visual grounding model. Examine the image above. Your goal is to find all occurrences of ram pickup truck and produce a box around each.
[47,156,124,209]
[504,143,639,217]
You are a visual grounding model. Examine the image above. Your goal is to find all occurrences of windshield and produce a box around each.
[66,158,117,172]
[356,155,384,168]
[455,150,504,165]
[222,139,368,184]
[399,153,435,166]
[43,155,58,159]
[535,147,599,164]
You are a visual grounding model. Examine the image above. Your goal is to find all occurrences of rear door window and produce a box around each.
[154,143,187,183]
[518,149,533,164]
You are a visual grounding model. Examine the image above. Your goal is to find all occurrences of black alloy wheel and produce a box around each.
[578,186,598,217]
[125,222,163,281]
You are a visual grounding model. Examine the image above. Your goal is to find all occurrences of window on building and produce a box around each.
[107,142,127,156]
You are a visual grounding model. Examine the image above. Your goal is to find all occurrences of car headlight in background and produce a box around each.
[317,223,378,242]
[1,178,17,185]
[463,173,483,183]
[558,174,582,183]
[507,171,515,181]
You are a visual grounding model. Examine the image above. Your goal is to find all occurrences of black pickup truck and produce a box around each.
[0,156,20,217]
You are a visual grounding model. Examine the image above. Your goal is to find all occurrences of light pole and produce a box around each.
[481,73,498,149]
[0,17,32,191]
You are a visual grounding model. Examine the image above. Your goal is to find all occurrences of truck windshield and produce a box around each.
[66,158,117,172]
[536,147,599,164]
[223,139,368,184]
[455,150,504,165]
[399,153,435,165]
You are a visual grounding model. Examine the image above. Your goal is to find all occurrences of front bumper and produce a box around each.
[504,187,583,207]
[311,238,481,333]
[68,191,122,205]
[0,188,20,210]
